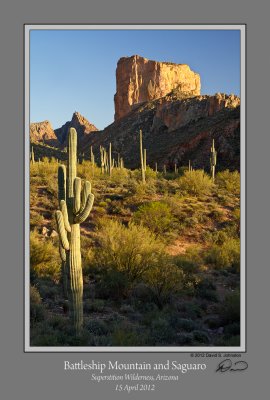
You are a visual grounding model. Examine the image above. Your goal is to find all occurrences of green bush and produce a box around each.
[215,170,240,196]
[173,318,199,332]
[178,170,214,196]
[219,290,240,325]
[30,230,60,281]
[94,219,166,283]
[150,317,176,345]
[111,322,145,346]
[195,278,218,302]
[205,238,240,271]
[86,319,109,336]
[84,299,105,313]
[96,269,130,299]
[192,330,210,344]
[144,257,183,308]
[30,285,42,304]
[133,201,175,235]
[30,303,46,323]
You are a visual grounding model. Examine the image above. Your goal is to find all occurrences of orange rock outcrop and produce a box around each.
[114,55,201,120]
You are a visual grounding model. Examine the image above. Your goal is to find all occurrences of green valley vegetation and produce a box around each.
[30,130,240,347]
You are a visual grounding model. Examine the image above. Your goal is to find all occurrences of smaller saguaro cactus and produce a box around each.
[90,146,95,165]
[174,163,178,174]
[155,162,158,173]
[139,130,146,183]
[31,146,35,164]
[210,139,217,182]
[109,143,113,176]
[188,160,191,172]
[163,164,167,174]
[144,148,147,172]
[100,146,106,174]
[120,157,124,169]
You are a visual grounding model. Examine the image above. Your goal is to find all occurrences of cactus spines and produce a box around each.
[210,139,217,182]
[55,127,94,334]
[139,130,146,183]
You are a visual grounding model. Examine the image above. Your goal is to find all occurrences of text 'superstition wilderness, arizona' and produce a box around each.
[26,26,245,351]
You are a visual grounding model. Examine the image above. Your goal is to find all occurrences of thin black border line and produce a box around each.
[24,23,247,354]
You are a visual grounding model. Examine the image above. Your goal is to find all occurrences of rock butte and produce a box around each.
[54,111,99,144]
[114,55,201,120]
[30,120,58,144]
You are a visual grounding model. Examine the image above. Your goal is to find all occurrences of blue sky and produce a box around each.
[30,29,240,130]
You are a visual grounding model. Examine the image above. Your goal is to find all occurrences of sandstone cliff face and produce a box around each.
[152,93,240,132]
[114,55,201,120]
[54,112,98,144]
[30,120,58,145]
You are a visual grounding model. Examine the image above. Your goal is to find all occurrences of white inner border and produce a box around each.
[25,24,246,352]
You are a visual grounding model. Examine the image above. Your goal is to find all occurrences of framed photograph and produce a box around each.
[25,24,245,352]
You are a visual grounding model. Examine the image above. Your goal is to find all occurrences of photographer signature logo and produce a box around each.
[216,359,248,373]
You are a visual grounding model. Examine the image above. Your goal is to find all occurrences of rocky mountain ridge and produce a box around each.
[30,55,240,171]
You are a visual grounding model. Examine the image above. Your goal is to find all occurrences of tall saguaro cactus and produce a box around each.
[139,130,146,183]
[210,139,217,182]
[55,128,94,334]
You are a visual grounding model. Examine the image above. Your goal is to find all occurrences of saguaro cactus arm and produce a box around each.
[59,200,71,232]
[74,193,95,223]
[55,210,70,251]
[74,177,81,214]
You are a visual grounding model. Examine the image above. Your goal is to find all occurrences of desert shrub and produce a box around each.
[86,319,109,336]
[133,201,175,235]
[109,168,129,186]
[30,230,60,281]
[150,317,176,344]
[30,212,44,229]
[176,300,202,319]
[178,170,214,196]
[219,290,240,325]
[224,322,240,336]
[173,252,202,295]
[120,304,135,314]
[215,170,240,196]
[192,330,210,344]
[176,333,193,345]
[132,283,154,303]
[30,285,42,304]
[95,269,129,299]
[129,178,157,198]
[84,299,105,313]
[215,335,240,346]
[94,219,166,283]
[204,316,223,329]
[30,303,46,323]
[112,322,145,346]
[144,257,183,308]
[173,318,199,332]
[195,278,218,302]
[205,238,240,271]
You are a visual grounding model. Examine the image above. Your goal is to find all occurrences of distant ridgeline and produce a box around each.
[30,55,240,172]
